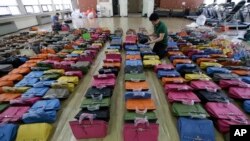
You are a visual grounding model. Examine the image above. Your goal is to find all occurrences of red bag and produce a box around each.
[69,113,108,139]
[228,87,250,99]
[123,118,159,141]
[190,80,221,92]
[0,106,30,122]
[217,119,250,133]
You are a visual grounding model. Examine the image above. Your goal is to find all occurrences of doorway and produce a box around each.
[128,0,143,14]
[112,0,119,16]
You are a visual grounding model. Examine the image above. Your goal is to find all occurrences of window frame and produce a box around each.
[24,5,41,14]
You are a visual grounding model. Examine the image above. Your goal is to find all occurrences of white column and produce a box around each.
[142,0,148,16]
[119,0,127,16]
[147,0,154,17]
[16,0,27,14]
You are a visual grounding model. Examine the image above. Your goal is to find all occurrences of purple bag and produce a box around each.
[167,91,201,104]
[205,102,248,121]
[229,87,250,99]
[10,97,41,106]
[219,79,250,88]
[0,106,30,123]
[190,80,221,92]
[92,74,116,88]
[123,118,159,141]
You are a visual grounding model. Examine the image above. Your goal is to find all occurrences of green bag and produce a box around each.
[40,73,61,81]
[36,62,54,68]
[0,103,9,112]
[172,103,209,118]
[61,49,74,53]
[125,73,146,81]
[124,111,157,122]
[81,97,110,109]
[31,67,51,71]
[82,33,91,40]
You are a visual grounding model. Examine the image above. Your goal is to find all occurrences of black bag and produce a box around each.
[137,33,149,44]
[125,66,144,74]
[196,90,231,103]
[98,68,119,76]
[85,87,113,98]
[0,56,24,68]
[213,73,240,82]
[75,109,110,122]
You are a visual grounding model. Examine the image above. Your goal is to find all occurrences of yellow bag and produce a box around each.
[51,82,75,92]
[143,55,160,60]
[143,60,161,66]
[16,123,53,141]
[92,43,102,47]
[72,50,83,54]
[2,86,30,93]
[200,62,222,69]
[185,74,211,81]
[57,76,79,85]
[105,49,120,54]
[44,69,65,75]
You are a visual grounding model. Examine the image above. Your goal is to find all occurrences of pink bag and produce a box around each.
[205,102,247,120]
[9,97,41,106]
[54,61,74,70]
[164,84,193,93]
[92,74,116,88]
[190,80,221,92]
[228,87,250,99]
[65,71,83,78]
[125,35,137,44]
[104,59,121,63]
[219,80,249,88]
[85,50,97,57]
[61,24,70,31]
[0,106,30,122]
[123,118,159,141]
[79,54,93,63]
[167,91,200,104]
[106,54,122,62]
[87,45,100,51]
[154,64,174,72]
[217,119,250,133]
[43,60,58,65]
[69,113,108,139]
[91,34,99,40]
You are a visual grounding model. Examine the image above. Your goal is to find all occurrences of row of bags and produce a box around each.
[123,35,159,141]
[0,28,107,141]
[69,37,122,139]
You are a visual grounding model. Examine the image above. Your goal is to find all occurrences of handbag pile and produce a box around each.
[0,27,110,141]
[123,30,159,141]
[69,32,121,139]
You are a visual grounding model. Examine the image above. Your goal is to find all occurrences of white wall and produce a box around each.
[119,0,128,16]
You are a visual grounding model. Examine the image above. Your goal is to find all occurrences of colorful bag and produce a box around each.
[33,80,55,87]
[232,70,250,76]
[0,74,23,82]
[169,55,188,62]
[143,60,161,67]
[125,60,143,66]
[0,93,21,102]
[2,87,29,93]
[0,124,18,141]
[81,97,110,109]
[172,103,209,118]
[75,109,110,122]
[126,55,141,60]
[15,77,39,87]
[125,81,149,91]
[190,80,221,92]
[213,73,240,82]
[125,73,146,81]
[22,87,49,98]
[124,111,157,123]
[125,91,151,100]
[123,118,159,141]
[51,82,75,92]
[22,110,57,123]
[168,91,200,104]
[219,79,249,88]
[10,97,41,106]
[162,77,186,84]
[16,123,53,141]
[85,87,113,98]
[196,90,230,103]
[25,71,44,78]
[125,66,144,74]
[185,74,211,81]
[157,70,180,78]
[175,64,197,72]
[43,88,70,99]
[9,67,31,74]
[0,106,30,122]
[92,74,116,88]
[173,59,192,66]
[30,99,61,111]
[243,100,250,113]
[196,58,217,65]
[40,73,61,81]
[164,84,193,93]
[200,62,222,69]
[65,71,83,78]
[206,67,231,75]
[71,61,90,73]
[126,99,156,110]
[154,64,174,72]
[229,87,250,99]
[217,119,250,133]
[99,68,119,76]
[57,76,79,85]
[178,117,215,141]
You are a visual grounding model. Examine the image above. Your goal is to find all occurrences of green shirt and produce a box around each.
[154,21,168,45]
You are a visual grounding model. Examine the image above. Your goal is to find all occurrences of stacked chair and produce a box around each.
[154,28,250,141]
[123,29,159,141]
[69,30,121,139]
[0,27,110,141]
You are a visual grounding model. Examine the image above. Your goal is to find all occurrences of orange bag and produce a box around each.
[20,62,37,68]
[162,77,186,84]
[9,67,31,74]
[173,59,192,66]
[125,81,149,91]
[126,55,141,60]
[64,44,74,49]
[232,70,250,76]
[30,26,38,31]
[103,62,121,68]
[30,54,48,60]
[178,31,188,37]
[0,93,21,102]
[126,99,156,110]
[0,74,23,82]
[210,54,227,58]
[219,60,241,66]
[168,51,183,56]
[41,48,56,54]
[26,59,43,63]
[196,58,217,65]
[0,81,14,87]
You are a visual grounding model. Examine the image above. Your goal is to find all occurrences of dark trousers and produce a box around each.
[152,42,167,59]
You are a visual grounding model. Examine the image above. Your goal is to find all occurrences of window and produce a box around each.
[22,0,41,14]
[64,4,71,10]
[39,0,53,12]
[0,0,20,16]
[232,0,244,3]
[22,0,39,5]
[204,0,215,5]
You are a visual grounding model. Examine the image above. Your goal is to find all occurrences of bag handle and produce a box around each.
[135,107,147,115]
[91,94,103,101]
[87,104,100,111]
[134,117,149,127]
[130,78,140,82]
[177,86,190,91]
[181,100,194,105]
[205,86,217,92]
[79,113,96,124]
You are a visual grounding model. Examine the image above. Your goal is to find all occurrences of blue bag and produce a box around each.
[140,48,156,56]
[168,41,178,47]
[166,47,179,51]
[170,55,188,62]
[0,124,18,141]
[178,117,215,141]
[124,45,139,51]
[176,64,197,72]
[241,76,250,84]
[126,51,140,55]
[22,87,49,98]
[15,77,39,87]
[137,44,150,48]
[67,54,79,57]
[107,45,121,50]
[25,71,44,78]
[30,99,61,111]
[157,70,180,78]
[22,110,57,123]
[206,67,231,75]
[243,100,250,113]
[33,80,56,87]
[124,91,151,100]
[191,55,210,61]
[110,38,122,46]
[203,48,222,55]
[125,60,143,66]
